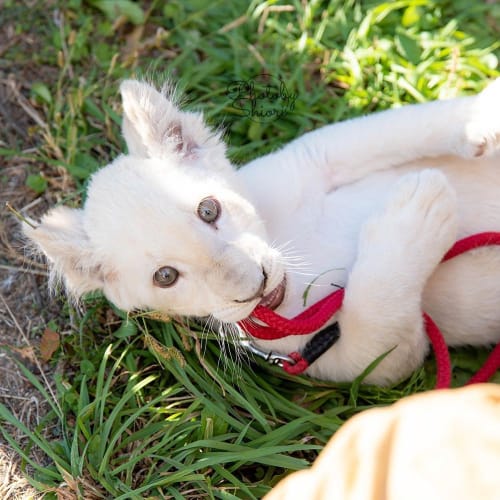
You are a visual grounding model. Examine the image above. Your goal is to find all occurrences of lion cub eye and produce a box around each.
[197,197,220,224]
[153,266,179,287]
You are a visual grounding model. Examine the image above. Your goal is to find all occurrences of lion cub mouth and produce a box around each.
[257,276,286,310]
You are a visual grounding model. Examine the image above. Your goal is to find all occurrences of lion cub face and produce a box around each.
[25,81,285,322]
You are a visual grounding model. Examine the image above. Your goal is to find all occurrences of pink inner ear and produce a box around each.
[182,141,197,160]
[104,269,119,283]
[167,123,182,144]
[168,123,184,154]
[167,123,197,159]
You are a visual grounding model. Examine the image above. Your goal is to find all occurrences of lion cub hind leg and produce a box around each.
[327,170,458,385]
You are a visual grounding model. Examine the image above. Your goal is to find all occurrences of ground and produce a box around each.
[0,24,57,496]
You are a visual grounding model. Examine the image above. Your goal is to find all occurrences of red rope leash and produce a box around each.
[242,289,345,339]
[441,232,500,261]
[423,313,451,389]
[466,342,500,385]
[240,232,500,388]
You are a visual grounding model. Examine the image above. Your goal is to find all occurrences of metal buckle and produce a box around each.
[238,333,296,368]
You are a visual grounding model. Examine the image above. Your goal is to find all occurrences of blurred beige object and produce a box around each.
[265,384,500,500]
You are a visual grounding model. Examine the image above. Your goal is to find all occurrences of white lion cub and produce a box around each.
[25,79,500,385]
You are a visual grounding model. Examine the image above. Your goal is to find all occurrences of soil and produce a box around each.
[0,18,64,499]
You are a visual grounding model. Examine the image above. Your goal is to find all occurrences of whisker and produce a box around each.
[217,322,248,383]
[302,281,336,288]
[284,269,318,276]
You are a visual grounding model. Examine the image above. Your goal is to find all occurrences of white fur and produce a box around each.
[24,79,500,385]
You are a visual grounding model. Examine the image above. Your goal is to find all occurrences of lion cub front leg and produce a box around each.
[337,170,458,385]
[295,78,500,190]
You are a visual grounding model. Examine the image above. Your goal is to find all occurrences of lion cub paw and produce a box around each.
[460,78,500,159]
[359,170,458,279]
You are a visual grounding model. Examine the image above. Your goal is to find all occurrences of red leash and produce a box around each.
[240,232,500,388]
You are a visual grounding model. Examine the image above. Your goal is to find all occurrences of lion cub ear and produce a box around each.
[23,207,105,298]
[120,80,224,161]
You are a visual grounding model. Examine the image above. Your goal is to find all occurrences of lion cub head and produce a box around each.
[24,81,285,322]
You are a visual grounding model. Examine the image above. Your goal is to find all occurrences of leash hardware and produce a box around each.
[239,337,296,367]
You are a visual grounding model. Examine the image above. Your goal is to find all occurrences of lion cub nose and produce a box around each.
[234,269,267,303]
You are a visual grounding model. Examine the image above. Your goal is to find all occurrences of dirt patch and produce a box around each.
[0,17,62,498]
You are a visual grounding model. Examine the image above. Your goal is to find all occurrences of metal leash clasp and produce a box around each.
[237,329,296,368]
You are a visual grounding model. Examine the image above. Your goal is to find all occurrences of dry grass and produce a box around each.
[0,447,40,500]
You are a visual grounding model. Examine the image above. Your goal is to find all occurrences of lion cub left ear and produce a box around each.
[23,207,105,298]
[120,80,225,162]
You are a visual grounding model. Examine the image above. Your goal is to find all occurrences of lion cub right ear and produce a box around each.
[120,80,225,163]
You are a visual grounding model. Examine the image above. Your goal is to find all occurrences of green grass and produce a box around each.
[1,0,500,498]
